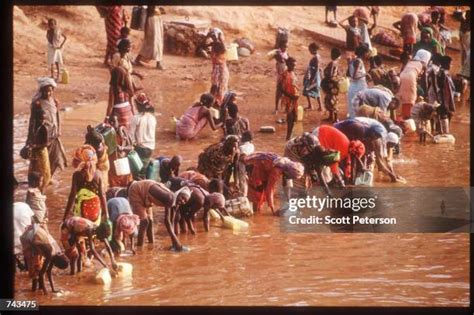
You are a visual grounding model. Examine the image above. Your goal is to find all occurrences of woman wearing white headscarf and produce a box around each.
[127,179,191,250]
[397,49,431,119]
[26,77,67,187]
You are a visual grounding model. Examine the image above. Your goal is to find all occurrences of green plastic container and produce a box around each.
[95,124,117,155]
[128,151,144,175]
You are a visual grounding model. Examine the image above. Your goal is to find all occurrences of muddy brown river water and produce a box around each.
[12,58,470,306]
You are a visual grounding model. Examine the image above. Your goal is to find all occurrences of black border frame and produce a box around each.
[1,1,472,314]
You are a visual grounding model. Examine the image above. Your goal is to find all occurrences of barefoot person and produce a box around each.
[46,18,67,81]
[97,5,128,66]
[244,153,304,215]
[321,48,342,122]
[312,125,366,185]
[393,12,420,54]
[26,77,67,184]
[209,34,229,104]
[303,43,323,111]
[176,93,222,140]
[127,180,192,251]
[397,49,431,119]
[107,65,135,131]
[20,224,69,294]
[280,57,300,140]
[347,45,370,118]
[135,6,166,70]
[107,197,140,255]
[27,109,51,193]
[63,145,109,226]
[273,41,289,113]
[60,216,116,275]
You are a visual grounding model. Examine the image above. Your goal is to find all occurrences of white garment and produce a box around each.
[13,202,34,255]
[130,112,157,150]
[139,15,164,62]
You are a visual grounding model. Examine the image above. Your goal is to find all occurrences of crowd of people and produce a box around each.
[13,5,469,294]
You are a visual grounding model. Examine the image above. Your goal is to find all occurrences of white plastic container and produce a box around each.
[114,157,131,176]
[209,209,221,220]
[433,134,455,144]
[117,262,133,277]
[259,126,276,133]
[354,171,374,187]
[225,43,239,61]
[404,119,416,132]
[95,268,112,285]
[297,105,304,121]
[222,216,249,231]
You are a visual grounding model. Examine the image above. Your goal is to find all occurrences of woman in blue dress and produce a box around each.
[303,42,323,111]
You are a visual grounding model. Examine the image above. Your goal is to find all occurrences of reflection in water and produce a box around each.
[13,85,469,306]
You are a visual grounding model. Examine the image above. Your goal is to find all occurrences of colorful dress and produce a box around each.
[211,52,229,104]
[347,58,368,118]
[197,142,237,180]
[176,105,208,140]
[280,70,299,113]
[397,60,423,118]
[244,153,282,212]
[110,66,134,130]
[322,60,339,112]
[303,54,322,99]
[103,6,125,58]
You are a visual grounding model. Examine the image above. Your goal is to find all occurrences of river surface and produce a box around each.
[12,58,470,306]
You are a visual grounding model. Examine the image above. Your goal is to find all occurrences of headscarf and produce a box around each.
[346,140,366,178]
[116,214,140,236]
[136,92,151,106]
[413,49,432,66]
[414,29,443,56]
[172,186,192,207]
[72,145,98,181]
[273,157,305,179]
[348,140,366,158]
[386,132,400,145]
[31,77,57,103]
[37,77,57,90]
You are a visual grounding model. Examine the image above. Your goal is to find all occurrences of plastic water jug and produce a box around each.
[404,119,416,132]
[222,216,249,231]
[146,159,161,181]
[170,116,178,133]
[117,262,133,277]
[113,157,131,176]
[297,105,304,121]
[434,134,455,144]
[354,171,374,187]
[61,69,69,84]
[338,77,350,93]
[225,43,239,61]
[209,209,221,220]
[127,151,144,175]
[95,268,112,285]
